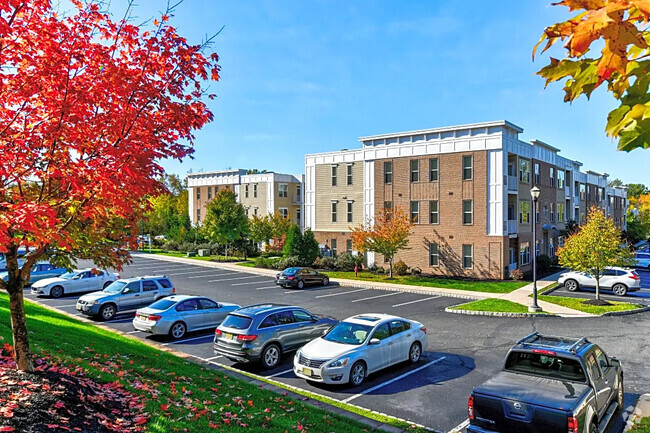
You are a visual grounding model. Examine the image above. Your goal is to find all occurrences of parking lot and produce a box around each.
[25,255,650,432]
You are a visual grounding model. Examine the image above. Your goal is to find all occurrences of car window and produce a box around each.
[505,351,586,382]
[177,299,201,312]
[389,320,407,336]
[594,348,609,373]
[258,314,279,329]
[275,311,295,325]
[199,299,218,309]
[299,269,308,275]
[293,310,313,323]
[602,269,616,276]
[585,353,602,380]
[372,323,390,341]
[157,278,173,289]
[124,281,140,293]
[221,314,252,330]
[142,280,158,292]
[81,271,93,279]
[309,270,318,275]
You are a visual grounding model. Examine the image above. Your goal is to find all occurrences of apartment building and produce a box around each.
[187,169,303,226]
[305,120,628,279]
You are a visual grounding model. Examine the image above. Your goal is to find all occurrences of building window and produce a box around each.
[331,165,337,186]
[462,200,473,225]
[429,158,439,182]
[331,202,337,223]
[462,244,473,269]
[535,202,540,224]
[384,161,392,184]
[410,201,419,223]
[331,239,337,257]
[462,156,473,180]
[429,243,439,266]
[347,201,353,223]
[346,239,353,253]
[520,242,530,265]
[550,167,555,187]
[558,170,565,189]
[384,201,393,212]
[196,188,201,200]
[550,203,555,223]
[296,208,301,223]
[579,183,586,200]
[279,183,288,198]
[253,184,258,198]
[519,200,530,223]
[410,160,419,182]
[245,184,249,198]
[429,200,439,224]
[534,163,540,185]
[279,208,289,219]
[196,209,201,222]
[207,187,212,200]
[347,164,353,186]
[558,203,565,222]
[253,207,258,216]
[296,184,301,197]
[519,159,530,183]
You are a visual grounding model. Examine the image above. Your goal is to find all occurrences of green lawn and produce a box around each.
[538,294,644,315]
[0,293,424,432]
[236,261,256,267]
[449,298,545,314]
[139,249,254,263]
[630,416,650,432]
[326,271,528,293]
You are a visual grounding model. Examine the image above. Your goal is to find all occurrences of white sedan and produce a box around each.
[294,313,428,387]
[31,269,120,298]
[557,267,641,296]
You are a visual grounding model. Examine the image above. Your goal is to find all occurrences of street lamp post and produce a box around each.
[529,186,542,313]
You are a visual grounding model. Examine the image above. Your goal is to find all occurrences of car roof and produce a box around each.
[233,303,293,317]
[160,295,205,303]
[514,332,592,356]
[343,313,403,325]
[119,275,168,282]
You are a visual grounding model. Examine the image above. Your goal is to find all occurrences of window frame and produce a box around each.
[347,163,353,186]
[429,200,439,224]
[410,160,420,183]
[462,200,473,225]
[331,201,337,223]
[429,242,439,266]
[519,200,530,224]
[462,244,473,269]
[410,201,420,223]
[278,183,288,198]
[462,155,473,180]
[330,239,337,257]
[331,165,338,187]
[346,200,353,223]
[384,161,393,184]
[429,158,439,182]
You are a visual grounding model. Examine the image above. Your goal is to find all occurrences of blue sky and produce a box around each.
[127,0,648,184]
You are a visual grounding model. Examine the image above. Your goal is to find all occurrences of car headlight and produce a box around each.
[295,350,301,359]
[328,357,349,368]
[93,300,99,305]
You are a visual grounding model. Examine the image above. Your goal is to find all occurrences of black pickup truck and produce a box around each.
[467,333,624,433]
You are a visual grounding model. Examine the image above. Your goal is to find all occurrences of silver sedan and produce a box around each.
[133,295,241,339]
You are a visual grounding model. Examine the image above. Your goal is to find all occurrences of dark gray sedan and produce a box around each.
[275,267,329,289]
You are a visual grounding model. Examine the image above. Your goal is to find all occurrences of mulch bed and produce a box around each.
[0,344,147,433]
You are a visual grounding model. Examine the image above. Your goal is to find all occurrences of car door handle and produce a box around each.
[134,294,140,297]
[407,333,412,337]
[388,342,393,346]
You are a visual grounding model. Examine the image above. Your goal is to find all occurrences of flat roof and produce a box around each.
[358,120,524,141]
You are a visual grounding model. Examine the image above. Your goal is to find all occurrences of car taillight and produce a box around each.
[532,349,556,355]
[215,329,222,336]
[629,273,640,280]
[172,287,176,293]
[286,276,294,280]
[468,395,475,420]
[567,416,578,433]
[420,326,427,333]
[117,274,121,279]
[147,315,162,321]
[237,335,257,342]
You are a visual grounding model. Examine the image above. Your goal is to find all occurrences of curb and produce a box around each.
[625,393,650,432]
[27,295,426,433]
[444,305,557,318]
[601,306,650,316]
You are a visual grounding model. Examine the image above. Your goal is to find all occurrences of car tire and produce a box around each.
[612,283,628,296]
[99,304,116,321]
[170,322,187,340]
[322,277,329,286]
[564,279,579,292]
[261,343,281,369]
[50,285,64,298]
[349,361,366,387]
[589,421,597,433]
[297,280,305,290]
[103,281,113,289]
[408,342,422,364]
[616,376,624,410]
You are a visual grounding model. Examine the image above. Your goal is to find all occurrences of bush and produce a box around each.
[162,240,179,252]
[536,254,552,272]
[314,256,336,270]
[334,253,358,272]
[177,242,195,253]
[393,260,408,276]
[550,256,559,267]
[509,268,524,281]
[367,263,379,273]
[273,256,300,270]
[411,267,422,276]
[254,256,271,268]
[375,266,385,274]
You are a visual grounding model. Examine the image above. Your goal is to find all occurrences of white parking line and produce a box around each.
[449,419,470,433]
[54,304,79,308]
[131,263,189,269]
[127,330,140,334]
[351,292,401,303]
[392,296,440,308]
[205,355,223,362]
[315,288,369,299]
[168,269,229,276]
[231,280,273,286]
[341,356,446,403]
[207,275,262,283]
[161,335,214,346]
[266,368,294,378]
[256,286,279,290]
[188,272,238,279]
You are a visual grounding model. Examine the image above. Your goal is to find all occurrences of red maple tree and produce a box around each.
[0,0,220,371]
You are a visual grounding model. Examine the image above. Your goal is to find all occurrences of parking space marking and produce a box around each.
[55,304,79,308]
[315,288,369,299]
[127,330,140,334]
[351,292,401,303]
[392,296,440,308]
[256,286,279,290]
[131,264,189,270]
[207,275,262,283]
[188,272,239,279]
[161,335,214,346]
[449,419,470,433]
[231,280,273,286]
[168,269,229,276]
[341,356,446,403]
[205,355,223,361]
[266,368,294,378]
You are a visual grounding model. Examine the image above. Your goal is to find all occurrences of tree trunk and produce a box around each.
[7,286,33,372]
[389,257,393,279]
[225,241,228,261]
[595,275,600,301]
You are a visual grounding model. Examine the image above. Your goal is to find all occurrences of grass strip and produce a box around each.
[629,416,650,432]
[326,272,527,293]
[0,292,421,432]
[537,294,644,315]
[449,298,543,313]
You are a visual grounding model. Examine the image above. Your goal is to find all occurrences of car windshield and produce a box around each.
[221,314,252,330]
[283,268,300,275]
[103,280,127,294]
[59,271,80,279]
[505,351,586,382]
[323,321,372,345]
[147,299,177,311]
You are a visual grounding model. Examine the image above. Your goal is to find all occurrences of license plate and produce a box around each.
[302,368,312,376]
[224,333,234,340]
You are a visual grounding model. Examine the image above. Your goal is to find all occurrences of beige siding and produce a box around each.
[315,162,364,232]
[274,181,301,224]
[240,182,268,217]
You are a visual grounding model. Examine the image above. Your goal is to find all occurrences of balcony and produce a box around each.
[507,175,517,193]
[292,195,301,205]
[507,220,517,237]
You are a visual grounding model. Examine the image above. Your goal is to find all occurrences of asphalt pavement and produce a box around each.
[24,255,650,433]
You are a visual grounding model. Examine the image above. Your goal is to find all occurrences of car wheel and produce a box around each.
[616,376,624,409]
[612,283,628,296]
[170,322,187,340]
[103,281,113,289]
[349,361,366,387]
[408,342,422,364]
[589,421,597,433]
[322,277,329,286]
[261,344,281,369]
[99,304,116,321]
[50,285,64,298]
[564,279,579,292]
[297,280,304,290]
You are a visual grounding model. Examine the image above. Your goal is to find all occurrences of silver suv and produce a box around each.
[76,275,175,320]
[214,304,338,369]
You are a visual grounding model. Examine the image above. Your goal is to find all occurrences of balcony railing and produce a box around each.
[292,195,301,205]
[507,220,517,235]
[507,175,517,192]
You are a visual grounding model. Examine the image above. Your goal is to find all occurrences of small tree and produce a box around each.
[350,207,413,278]
[249,214,273,245]
[558,207,635,304]
[300,229,321,267]
[202,190,249,260]
[283,225,302,258]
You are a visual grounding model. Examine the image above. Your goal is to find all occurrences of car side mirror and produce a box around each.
[322,329,329,336]
[369,338,380,345]
[72,275,82,280]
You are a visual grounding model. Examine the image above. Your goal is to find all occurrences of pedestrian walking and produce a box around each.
[354,264,359,277]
